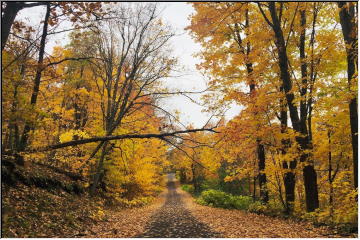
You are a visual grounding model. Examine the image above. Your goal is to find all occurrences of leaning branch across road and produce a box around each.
[26,128,219,152]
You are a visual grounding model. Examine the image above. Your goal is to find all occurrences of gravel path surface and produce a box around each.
[136,174,220,238]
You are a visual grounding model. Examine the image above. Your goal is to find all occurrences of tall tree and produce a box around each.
[337,2,358,189]
[18,3,51,153]
[84,3,177,194]
[7,2,104,153]
[258,2,319,212]
[187,2,269,203]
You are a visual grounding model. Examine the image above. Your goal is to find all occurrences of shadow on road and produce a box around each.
[135,173,220,238]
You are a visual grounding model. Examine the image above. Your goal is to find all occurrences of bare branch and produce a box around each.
[160,137,210,170]
[26,128,219,152]
[257,3,274,28]
[45,57,92,68]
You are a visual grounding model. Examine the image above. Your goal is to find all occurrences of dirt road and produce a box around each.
[86,174,346,238]
[136,173,220,238]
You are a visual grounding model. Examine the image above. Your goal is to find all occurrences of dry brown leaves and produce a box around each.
[181,189,351,238]
[2,174,356,238]
[2,184,98,237]
[2,183,166,238]
[83,190,167,238]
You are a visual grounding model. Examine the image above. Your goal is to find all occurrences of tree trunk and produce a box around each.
[253,175,256,201]
[9,85,20,150]
[18,3,50,152]
[302,164,319,211]
[283,170,295,213]
[179,168,187,183]
[248,174,251,196]
[191,162,199,193]
[280,91,296,214]
[244,6,268,203]
[253,155,257,201]
[90,141,109,195]
[257,141,269,202]
[299,8,308,131]
[265,2,319,212]
[9,64,27,151]
[338,2,358,189]
[328,130,334,218]
[1,2,47,51]
[1,2,23,51]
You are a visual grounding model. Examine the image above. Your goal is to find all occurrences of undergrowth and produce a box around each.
[181,184,357,236]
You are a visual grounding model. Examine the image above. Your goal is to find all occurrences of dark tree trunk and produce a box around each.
[280,94,296,214]
[179,168,187,183]
[1,2,23,51]
[1,2,47,51]
[283,169,295,213]
[338,2,358,189]
[191,162,200,193]
[253,175,256,201]
[328,130,334,217]
[301,164,318,211]
[249,68,268,203]
[257,142,269,202]
[18,3,50,152]
[248,174,252,196]
[263,2,319,212]
[299,8,308,130]
[9,64,27,151]
[5,73,21,151]
[90,141,109,195]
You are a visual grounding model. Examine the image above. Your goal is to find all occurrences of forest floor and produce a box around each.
[2,171,355,238]
[85,174,350,238]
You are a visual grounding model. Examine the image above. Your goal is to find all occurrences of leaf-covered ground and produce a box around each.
[87,176,353,238]
[183,190,354,238]
[1,161,163,238]
[2,171,356,238]
[2,180,167,238]
[83,192,165,238]
[2,183,99,237]
[135,177,220,237]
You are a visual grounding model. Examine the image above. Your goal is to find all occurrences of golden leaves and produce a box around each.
[59,130,89,143]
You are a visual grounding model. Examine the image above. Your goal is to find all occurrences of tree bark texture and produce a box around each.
[338,2,358,189]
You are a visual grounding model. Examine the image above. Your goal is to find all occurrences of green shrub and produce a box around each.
[266,198,284,215]
[197,189,253,210]
[200,189,231,208]
[200,179,220,191]
[248,201,268,213]
[181,184,194,194]
[231,195,253,210]
[195,197,207,206]
[248,199,284,215]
